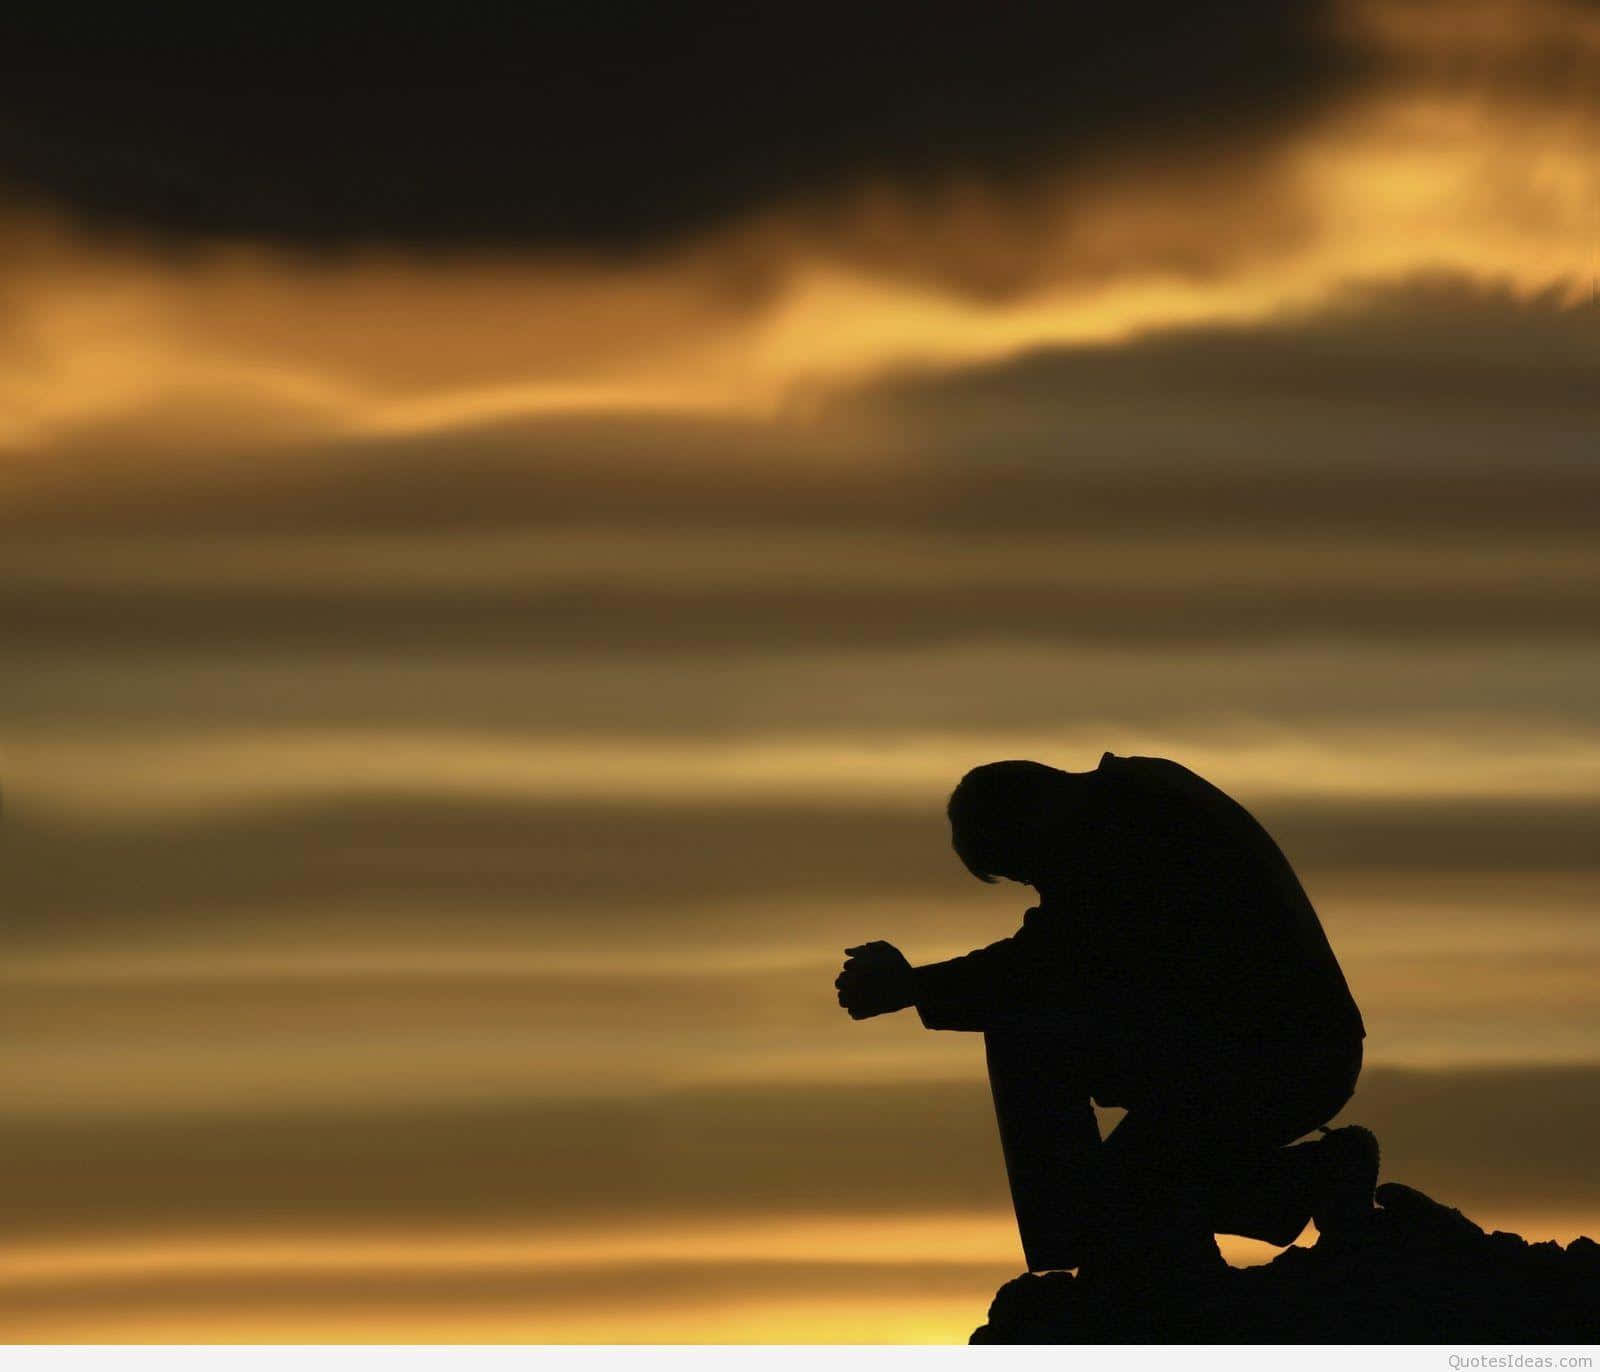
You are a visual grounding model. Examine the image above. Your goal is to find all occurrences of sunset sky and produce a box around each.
[1,0,1596,1342]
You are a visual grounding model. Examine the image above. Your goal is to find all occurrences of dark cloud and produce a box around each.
[0,1080,1010,1241]
[0,6,1359,248]
[3,967,845,1041]
[4,275,1591,544]
[1349,1064,1600,1212]
[1360,0,1600,105]
[853,275,1598,469]
[1262,798,1600,877]
[6,797,1597,949]
[11,424,1598,541]
[2,1066,1596,1243]
[0,800,962,944]
[5,640,1597,745]
[2,558,1596,655]
[0,410,910,535]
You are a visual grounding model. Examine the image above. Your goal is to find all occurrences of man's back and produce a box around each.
[1051,753,1364,1099]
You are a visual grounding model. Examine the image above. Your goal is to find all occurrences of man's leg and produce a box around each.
[1202,1037,1369,1244]
[1102,1118,1315,1250]
[1092,1103,1233,1270]
[1098,1037,1367,1253]
[984,1029,1101,1272]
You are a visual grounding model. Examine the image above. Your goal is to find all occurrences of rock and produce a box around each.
[971,1183,1600,1342]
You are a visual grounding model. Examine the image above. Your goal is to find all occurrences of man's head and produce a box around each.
[947,759,1095,884]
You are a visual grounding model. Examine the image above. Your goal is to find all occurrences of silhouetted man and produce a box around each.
[835,753,1376,1275]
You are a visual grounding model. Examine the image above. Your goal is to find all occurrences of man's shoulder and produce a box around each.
[1097,752,1222,804]
[1095,752,1255,840]
[1098,751,1201,781]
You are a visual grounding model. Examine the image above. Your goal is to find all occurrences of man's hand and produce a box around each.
[835,941,915,1020]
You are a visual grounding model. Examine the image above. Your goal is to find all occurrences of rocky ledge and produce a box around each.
[973,1182,1600,1343]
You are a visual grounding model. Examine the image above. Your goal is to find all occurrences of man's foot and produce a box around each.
[1027,1218,1223,1282]
[1309,1124,1380,1240]
[1076,1228,1226,1291]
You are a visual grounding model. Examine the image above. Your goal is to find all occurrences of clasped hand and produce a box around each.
[834,940,914,1020]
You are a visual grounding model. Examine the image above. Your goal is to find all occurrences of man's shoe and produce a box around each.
[1310,1124,1380,1240]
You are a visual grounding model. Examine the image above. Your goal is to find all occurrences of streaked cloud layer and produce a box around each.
[1,0,1595,1343]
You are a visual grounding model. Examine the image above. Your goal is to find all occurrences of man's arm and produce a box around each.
[913,907,1109,1036]
[836,910,1097,1034]
[910,932,1032,1032]
[835,936,1028,1027]
[836,913,1049,1032]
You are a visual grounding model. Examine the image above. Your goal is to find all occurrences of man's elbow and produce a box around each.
[914,1001,991,1033]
